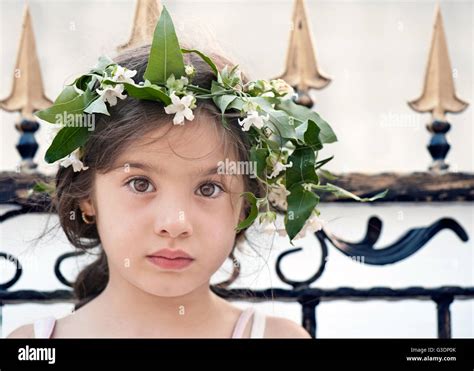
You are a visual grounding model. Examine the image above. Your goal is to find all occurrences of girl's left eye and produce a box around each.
[126,177,155,194]
[197,182,224,198]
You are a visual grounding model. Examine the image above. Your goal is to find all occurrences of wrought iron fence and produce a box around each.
[1,193,472,338]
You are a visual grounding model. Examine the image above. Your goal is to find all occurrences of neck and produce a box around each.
[91,270,225,337]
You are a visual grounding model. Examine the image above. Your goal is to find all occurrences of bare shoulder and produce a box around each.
[6,323,34,338]
[264,315,312,338]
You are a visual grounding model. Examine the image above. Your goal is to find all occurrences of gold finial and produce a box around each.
[277,0,331,94]
[0,4,51,120]
[408,3,468,121]
[117,0,162,52]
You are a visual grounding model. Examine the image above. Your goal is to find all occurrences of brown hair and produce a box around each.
[52,45,267,309]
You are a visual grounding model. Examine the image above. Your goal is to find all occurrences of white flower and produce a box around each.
[293,212,325,240]
[185,64,195,77]
[269,160,293,179]
[96,84,127,106]
[59,148,89,172]
[234,69,242,81]
[164,93,195,125]
[238,110,269,131]
[259,220,285,237]
[261,91,276,98]
[267,183,291,210]
[166,75,189,93]
[111,65,137,84]
[258,213,287,237]
[242,100,258,113]
[270,78,294,96]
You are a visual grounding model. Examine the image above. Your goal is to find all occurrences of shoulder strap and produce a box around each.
[33,317,56,338]
[250,310,266,338]
[231,308,255,338]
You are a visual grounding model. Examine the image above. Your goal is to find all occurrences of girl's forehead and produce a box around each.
[112,116,238,172]
[134,115,227,156]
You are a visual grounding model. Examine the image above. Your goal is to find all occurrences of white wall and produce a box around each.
[0,0,472,173]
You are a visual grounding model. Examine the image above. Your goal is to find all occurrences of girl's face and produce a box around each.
[81,114,245,297]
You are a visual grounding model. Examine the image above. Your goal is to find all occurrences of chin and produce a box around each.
[136,276,202,298]
[145,285,197,298]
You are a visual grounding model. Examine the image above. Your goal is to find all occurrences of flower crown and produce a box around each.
[35,7,387,244]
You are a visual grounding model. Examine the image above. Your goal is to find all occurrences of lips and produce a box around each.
[147,248,193,260]
[146,248,195,270]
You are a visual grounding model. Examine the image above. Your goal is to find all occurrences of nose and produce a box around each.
[153,209,193,239]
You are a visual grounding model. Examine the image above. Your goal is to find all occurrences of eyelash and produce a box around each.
[124,176,225,198]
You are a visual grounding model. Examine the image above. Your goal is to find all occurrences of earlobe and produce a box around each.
[239,208,247,224]
[79,198,95,216]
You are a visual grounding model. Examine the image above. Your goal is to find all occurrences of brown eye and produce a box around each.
[198,182,223,198]
[128,178,155,193]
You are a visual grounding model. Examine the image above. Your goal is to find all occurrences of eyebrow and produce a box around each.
[112,161,220,177]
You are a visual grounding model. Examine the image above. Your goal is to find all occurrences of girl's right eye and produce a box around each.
[126,177,156,194]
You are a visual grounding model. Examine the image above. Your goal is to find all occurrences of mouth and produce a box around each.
[146,256,195,270]
[146,248,195,270]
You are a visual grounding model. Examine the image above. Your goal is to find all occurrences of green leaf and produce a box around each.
[249,146,269,179]
[86,75,101,91]
[213,93,237,114]
[261,136,281,152]
[314,183,389,202]
[84,97,109,115]
[227,97,245,111]
[102,79,171,105]
[285,146,318,190]
[144,6,185,84]
[35,89,97,124]
[276,99,337,144]
[45,126,90,163]
[53,85,80,105]
[235,192,259,232]
[211,81,237,129]
[317,168,338,181]
[32,181,56,195]
[304,120,322,150]
[285,184,320,241]
[266,109,297,140]
[90,55,115,74]
[219,65,242,88]
[182,48,218,76]
[73,74,96,92]
[315,155,334,170]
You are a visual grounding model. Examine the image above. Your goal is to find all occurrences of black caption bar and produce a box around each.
[0,339,473,369]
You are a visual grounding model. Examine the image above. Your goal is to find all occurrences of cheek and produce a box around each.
[93,181,147,264]
[198,203,240,267]
[95,177,151,229]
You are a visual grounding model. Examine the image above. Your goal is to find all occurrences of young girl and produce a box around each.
[7,41,311,338]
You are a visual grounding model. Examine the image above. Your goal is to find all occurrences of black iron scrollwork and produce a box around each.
[54,251,86,287]
[322,216,469,265]
[0,252,22,290]
[276,231,328,290]
[275,216,469,291]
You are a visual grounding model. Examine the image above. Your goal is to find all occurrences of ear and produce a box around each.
[79,198,96,216]
[238,202,248,224]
